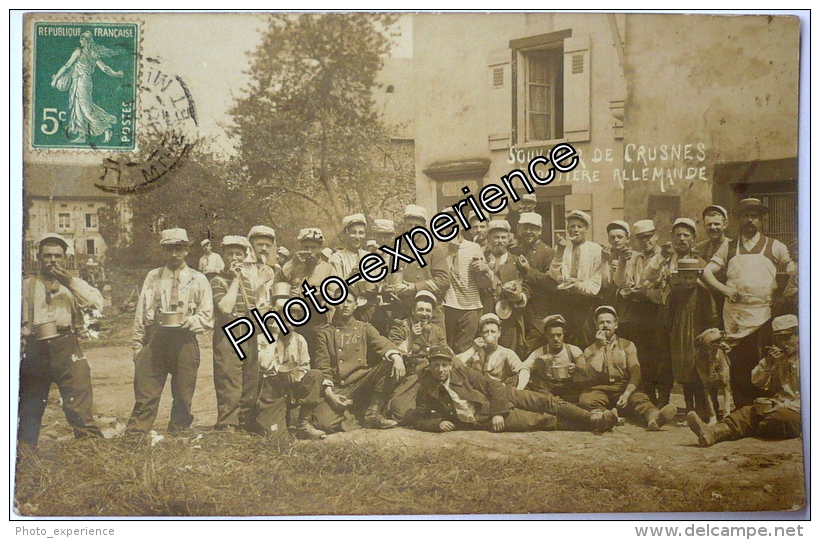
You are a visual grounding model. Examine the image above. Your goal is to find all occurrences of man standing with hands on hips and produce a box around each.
[126,228,213,437]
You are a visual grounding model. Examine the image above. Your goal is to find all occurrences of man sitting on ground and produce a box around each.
[411,346,617,433]
[523,314,587,403]
[457,313,530,390]
[577,306,678,431]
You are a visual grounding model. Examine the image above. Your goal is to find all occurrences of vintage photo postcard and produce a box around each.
[13,11,806,518]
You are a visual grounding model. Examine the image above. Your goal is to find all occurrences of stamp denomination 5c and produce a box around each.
[31,21,139,151]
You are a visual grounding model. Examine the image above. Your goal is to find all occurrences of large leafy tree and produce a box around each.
[228,13,413,237]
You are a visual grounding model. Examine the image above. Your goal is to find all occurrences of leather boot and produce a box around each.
[363,393,398,429]
[557,404,617,433]
[293,405,326,440]
[686,410,735,447]
[647,404,678,431]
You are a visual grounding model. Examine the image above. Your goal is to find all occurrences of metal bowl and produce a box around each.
[34,320,59,340]
[548,365,572,381]
[159,311,185,327]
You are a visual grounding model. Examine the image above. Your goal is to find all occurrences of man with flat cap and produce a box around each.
[18,232,105,446]
[694,205,732,318]
[511,211,556,352]
[548,209,604,346]
[126,228,213,436]
[210,235,260,432]
[412,346,617,433]
[702,198,794,408]
[198,238,224,283]
[507,192,538,238]
[687,314,800,446]
[329,213,368,280]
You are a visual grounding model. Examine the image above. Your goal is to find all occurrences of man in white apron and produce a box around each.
[702,198,793,408]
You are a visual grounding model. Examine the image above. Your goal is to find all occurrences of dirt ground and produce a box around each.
[21,333,807,515]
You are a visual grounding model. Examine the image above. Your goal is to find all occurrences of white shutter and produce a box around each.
[563,35,591,142]
[487,48,511,150]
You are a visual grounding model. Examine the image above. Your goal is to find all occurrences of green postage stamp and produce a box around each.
[31,21,139,150]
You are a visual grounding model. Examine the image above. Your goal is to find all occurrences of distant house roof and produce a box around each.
[24,163,117,199]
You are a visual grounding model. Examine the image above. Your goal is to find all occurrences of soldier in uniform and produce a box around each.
[18,233,104,446]
[125,228,213,436]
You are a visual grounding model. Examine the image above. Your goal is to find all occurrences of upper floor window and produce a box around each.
[57,212,71,230]
[86,213,98,229]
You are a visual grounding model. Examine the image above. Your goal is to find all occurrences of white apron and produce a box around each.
[723,238,777,342]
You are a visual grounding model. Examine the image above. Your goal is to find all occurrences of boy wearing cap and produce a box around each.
[18,233,105,446]
[329,214,368,280]
[687,315,800,446]
[511,212,556,352]
[311,287,406,431]
[413,346,617,433]
[664,259,720,421]
[457,313,530,390]
[522,314,586,402]
[250,283,327,440]
[198,238,225,282]
[601,220,634,306]
[577,306,677,431]
[386,290,449,423]
[548,210,604,346]
[210,236,261,432]
[702,198,794,408]
[694,205,732,321]
[482,219,530,356]
[126,228,214,436]
[388,205,450,333]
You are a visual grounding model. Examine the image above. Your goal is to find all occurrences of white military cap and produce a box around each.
[487,220,511,233]
[221,235,249,250]
[594,305,618,319]
[606,220,630,235]
[248,225,276,241]
[702,205,728,221]
[632,219,656,236]
[520,193,537,203]
[414,289,439,306]
[479,312,502,327]
[342,213,367,230]
[372,219,396,234]
[403,204,428,221]
[297,228,325,243]
[277,246,290,258]
[566,210,591,226]
[518,212,543,228]
[672,217,697,235]
[772,314,798,334]
[38,232,69,251]
[160,228,190,245]
[200,238,211,247]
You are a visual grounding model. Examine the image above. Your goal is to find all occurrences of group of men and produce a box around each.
[18,195,801,449]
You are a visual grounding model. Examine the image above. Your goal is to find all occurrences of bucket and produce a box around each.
[34,320,59,340]
[159,311,184,327]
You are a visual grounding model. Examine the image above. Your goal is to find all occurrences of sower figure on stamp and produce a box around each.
[457,313,530,390]
[210,235,261,432]
[18,233,105,447]
[511,212,556,354]
[198,238,225,283]
[701,198,794,409]
[548,210,604,347]
[522,314,587,403]
[387,290,450,423]
[126,228,213,436]
[250,283,326,440]
[577,306,678,431]
[311,286,406,433]
[687,315,801,446]
[411,346,617,434]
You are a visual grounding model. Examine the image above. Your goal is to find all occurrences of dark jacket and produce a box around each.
[313,318,399,387]
[412,364,510,431]
[512,239,556,322]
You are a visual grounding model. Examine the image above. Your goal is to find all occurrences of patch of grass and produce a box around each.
[13,432,805,517]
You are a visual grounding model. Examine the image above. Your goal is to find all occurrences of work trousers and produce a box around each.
[632,305,672,406]
[312,360,396,433]
[18,333,103,446]
[126,327,200,434]
[729,326,770,408]
[553,290,597,347]
[578,386,657,424]
[212,328,260,430]
[443,306,480,355]
[724,402,802,440]
[248,369,323,438]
